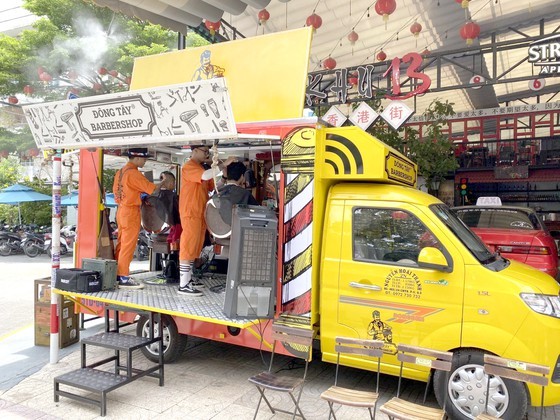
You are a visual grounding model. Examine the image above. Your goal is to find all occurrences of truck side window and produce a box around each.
[353,208,441,265]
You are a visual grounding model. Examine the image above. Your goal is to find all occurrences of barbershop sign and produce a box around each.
[528,34,560,75]
[23,78,236,150]
[306,52,431,106]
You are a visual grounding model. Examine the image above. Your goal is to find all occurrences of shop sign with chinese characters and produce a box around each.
[381,101,414,130]
[306,52,431,106]
[327,100,412,131]
[323,106,347,127]
[349,102,379,130]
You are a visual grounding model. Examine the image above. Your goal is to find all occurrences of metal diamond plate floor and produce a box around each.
[58,272,253,328]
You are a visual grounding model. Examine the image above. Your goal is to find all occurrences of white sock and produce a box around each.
[179,261,193,287]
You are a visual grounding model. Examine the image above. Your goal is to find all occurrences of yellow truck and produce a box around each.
[24,28,560,419]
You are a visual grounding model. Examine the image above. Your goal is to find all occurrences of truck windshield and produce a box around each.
[430,204,496,263]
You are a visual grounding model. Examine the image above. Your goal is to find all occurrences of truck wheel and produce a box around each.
[23,241,40,258]
[0,240,11,256]
[136,314,187,363]
[434,349,527,419]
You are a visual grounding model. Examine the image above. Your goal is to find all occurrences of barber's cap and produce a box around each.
[128,148,150,158]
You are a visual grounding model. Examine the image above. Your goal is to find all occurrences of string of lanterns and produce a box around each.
[305,0,481,71]
[196,0,484,74]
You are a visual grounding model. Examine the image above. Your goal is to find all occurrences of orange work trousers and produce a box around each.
[115,205,141,276]
[179,216,206,261]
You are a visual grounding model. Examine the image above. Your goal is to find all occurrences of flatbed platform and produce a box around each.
[55,272,254,328]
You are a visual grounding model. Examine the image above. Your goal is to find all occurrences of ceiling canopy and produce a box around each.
[88,0,560,114]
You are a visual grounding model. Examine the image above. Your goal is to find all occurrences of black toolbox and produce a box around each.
[55,268,102,293]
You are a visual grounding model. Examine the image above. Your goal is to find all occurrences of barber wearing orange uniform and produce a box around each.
[113,148,173,289]
[178,145,235,296]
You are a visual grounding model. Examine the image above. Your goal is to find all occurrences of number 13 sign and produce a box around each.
[383,52,431,100]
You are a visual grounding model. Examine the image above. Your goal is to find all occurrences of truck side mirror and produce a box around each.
[418,247,452,272]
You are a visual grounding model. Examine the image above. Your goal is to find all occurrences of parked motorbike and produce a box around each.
[0,230,23,256]
[61,225,76,248]
[21,232,46,258]
[45,233,69,257]
[21,232,68,258]
[135,229,150,261]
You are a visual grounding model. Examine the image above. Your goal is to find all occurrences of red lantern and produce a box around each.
[258,9,270,25]
[376,50,387,61]
[347,30,359,45]
[67,70,78,81]
[23,85,34,95]
[410,22,422,37]
[28,148,39,157]
[40,72,52,82]
[205,20,221,36]
[125,76,132,85]
[375,0,396,27]
[460,21,480,46]
[456,0,470,8]
[323,57,336,70]
[306,13,322,31]
[98,67,108,75]
[349,73,359,86]
[109,70,119,77]
[8,96,18,105]
[37,66,45,76]
[93,82,102,91]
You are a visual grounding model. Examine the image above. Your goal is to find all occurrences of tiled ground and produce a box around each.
[0,325,558,419]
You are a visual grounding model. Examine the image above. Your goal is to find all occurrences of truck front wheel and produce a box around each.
[433,349,527,419]
[136,314,187,363]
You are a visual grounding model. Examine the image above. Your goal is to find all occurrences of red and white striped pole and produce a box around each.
[50,150,62,364]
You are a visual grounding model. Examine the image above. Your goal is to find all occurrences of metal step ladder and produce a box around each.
[54,307,164,416]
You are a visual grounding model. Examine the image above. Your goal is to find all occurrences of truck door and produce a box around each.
[336,200,464,360]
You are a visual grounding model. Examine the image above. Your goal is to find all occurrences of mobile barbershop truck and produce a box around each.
[24,28,560,419]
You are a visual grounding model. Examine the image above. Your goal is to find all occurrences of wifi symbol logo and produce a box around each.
[325,133,364,175]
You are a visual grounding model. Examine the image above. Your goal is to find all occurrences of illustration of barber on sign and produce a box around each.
[191,50,225,81]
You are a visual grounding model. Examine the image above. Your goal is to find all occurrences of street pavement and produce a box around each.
[0,254,559,419]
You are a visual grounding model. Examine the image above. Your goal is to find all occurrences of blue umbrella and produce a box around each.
[0,184,52,225]
[60,190,117,208]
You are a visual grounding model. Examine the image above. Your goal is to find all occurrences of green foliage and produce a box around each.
[0,157,24,224]
[0,35,28,94]
[0,127,37,155]
[103,168,117,194]
[20,178,58,226]
[0,156,24,189]
[407,100,457,191]
[1,0,177,97]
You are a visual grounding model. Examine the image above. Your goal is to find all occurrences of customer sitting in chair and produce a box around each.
[217,161,259,226]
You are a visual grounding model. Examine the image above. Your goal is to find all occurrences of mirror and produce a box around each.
[418,247,452,272]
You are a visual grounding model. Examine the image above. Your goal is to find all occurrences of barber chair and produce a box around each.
[141,196,177,280]
[205,195,231,258]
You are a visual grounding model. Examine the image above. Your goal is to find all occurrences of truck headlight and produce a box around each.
[521,293,560,318]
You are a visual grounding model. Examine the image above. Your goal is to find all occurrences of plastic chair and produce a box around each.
[248,322,314,420]
[379,344,453,420]
[320,337,384,419]
[476,354,549,420]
